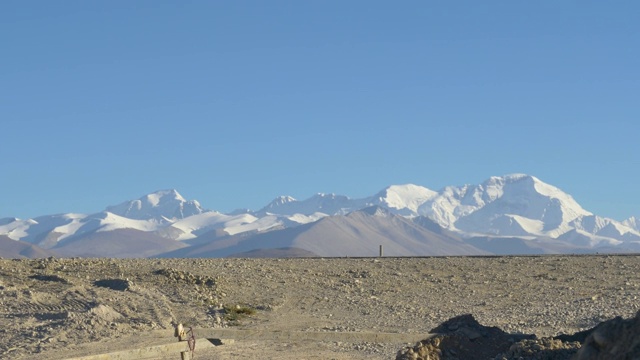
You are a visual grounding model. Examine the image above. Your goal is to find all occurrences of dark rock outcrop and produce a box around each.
[397,311,640,360]
[573,310,640,360]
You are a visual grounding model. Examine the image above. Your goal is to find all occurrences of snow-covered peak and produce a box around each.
[483,173,531,187]
[146,189,186,205]
[481,174,533,200]
[478,174,591,219]
[271,196,297,206]
[418,174,592,237]
[622,216,639,231]
[371,184,437,216]
[259,196,299,214]
[488,173,532,182]
[106,189,206,221]
[481,174,582,204]
[480,174,553,202]
[258,193,363,216]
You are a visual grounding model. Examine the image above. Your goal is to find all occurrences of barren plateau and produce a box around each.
[1,255,639,359]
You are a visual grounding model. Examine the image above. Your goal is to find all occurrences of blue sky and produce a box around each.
[2,1,638,221]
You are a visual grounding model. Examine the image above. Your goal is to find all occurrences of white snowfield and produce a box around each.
[2,174,639,252]
[622,216,639,232]
[370,184,438,216]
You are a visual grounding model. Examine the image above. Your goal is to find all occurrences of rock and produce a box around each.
[459,327,482,340]
[496,337,580,360]
[397,315,537,360]
[573,310,640,360]
[93,279,133,291]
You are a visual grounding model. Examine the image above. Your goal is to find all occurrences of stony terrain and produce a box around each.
[1,255,639,359]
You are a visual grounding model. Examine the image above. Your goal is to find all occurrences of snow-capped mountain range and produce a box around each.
[1,174,638,258]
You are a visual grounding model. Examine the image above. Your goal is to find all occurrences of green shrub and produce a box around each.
[223,304,256,323]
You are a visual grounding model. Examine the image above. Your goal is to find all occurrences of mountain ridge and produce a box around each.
[1,174,638,258]
[106,189,206,221]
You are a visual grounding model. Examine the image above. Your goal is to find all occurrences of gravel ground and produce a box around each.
[1,255,639,359]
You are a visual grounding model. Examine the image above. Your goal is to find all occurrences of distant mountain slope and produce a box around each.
[52,229,188,258]
[158,207,489,258]
[0,235,58,258]
[227,247,319,258]
[570,215,640,243]
[258,193,365,216]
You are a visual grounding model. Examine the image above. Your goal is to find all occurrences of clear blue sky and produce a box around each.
[1,1,638,221]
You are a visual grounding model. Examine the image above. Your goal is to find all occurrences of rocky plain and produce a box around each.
[1,255,639,359]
